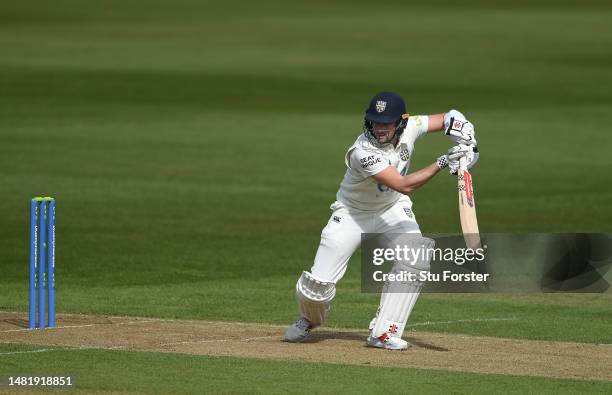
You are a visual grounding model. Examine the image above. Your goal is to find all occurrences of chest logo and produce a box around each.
[403,207,414,218]
[399,147,410,161]
[375,101,386,113]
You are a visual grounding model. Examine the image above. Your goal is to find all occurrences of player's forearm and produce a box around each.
[427,113,445,132]
[398,162,441,193]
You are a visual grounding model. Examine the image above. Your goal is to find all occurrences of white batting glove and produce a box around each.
[437,155,461,174]
[437,144,479,175]
[444,109,466,127]
[444,110,477,146]
[449,144,479,174]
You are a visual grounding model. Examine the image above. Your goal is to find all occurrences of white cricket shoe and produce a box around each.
[367,332,409,350]
[283,318,311,343]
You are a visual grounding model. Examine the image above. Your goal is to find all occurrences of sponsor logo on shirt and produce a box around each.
[360,155,382,168]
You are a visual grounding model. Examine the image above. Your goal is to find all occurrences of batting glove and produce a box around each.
[448,144,479,174]
[445,111,477,146]
[438,145,479,175]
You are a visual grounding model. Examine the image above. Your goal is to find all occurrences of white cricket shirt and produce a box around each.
[336,115,429,211]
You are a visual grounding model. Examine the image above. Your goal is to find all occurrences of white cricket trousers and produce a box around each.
[310,198,421,283]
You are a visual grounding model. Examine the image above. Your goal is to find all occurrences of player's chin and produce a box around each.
[374,135,388,143]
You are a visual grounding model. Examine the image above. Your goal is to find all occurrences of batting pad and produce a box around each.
[371,236,435,338]
[296,271,336,327]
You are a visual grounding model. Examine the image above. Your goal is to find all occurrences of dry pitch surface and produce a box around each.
[1,312,610,381]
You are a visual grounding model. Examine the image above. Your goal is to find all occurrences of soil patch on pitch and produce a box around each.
[1,312,610,381]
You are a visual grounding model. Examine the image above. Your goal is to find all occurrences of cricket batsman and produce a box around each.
[284,92,479,350]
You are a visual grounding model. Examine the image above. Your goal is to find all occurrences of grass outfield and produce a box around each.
[1,344,611,394]
[0,0,611,392]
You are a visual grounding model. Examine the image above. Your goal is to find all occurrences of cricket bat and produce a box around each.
[457,156,481,250]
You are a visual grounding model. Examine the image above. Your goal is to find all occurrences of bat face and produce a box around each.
[458,158,481,250]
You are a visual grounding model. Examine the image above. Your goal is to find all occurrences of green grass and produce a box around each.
[1,344,611,394]
[0,1,611,392]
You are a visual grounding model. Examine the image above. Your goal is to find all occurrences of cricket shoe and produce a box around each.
[367,332,409,350]
[283,318,312,343]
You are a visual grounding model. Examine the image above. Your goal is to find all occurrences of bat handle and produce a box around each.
[459,155,468,172]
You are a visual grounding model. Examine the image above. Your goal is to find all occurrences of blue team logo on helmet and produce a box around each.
[366,92,406,124]
[363,92,409,145]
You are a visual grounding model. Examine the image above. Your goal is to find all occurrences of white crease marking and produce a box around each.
[0,345,126,356]
[0,348,54,355]
[407,317,517,327]
[0,319,160,333]
[243,335,279,342]
[160,339,230,346]
[160,335,280,347]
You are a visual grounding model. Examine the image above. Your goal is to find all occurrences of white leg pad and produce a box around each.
[296,271,336,327]
[371,237,434,338]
